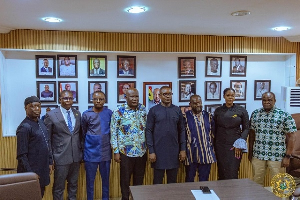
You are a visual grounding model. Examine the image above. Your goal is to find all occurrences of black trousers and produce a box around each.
[120,153,147,200]
[153,168,178,184]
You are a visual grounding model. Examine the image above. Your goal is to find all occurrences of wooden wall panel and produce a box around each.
[0,29,300,199]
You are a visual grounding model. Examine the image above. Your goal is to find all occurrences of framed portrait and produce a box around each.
[178,57,196,78]
[205,81,222,101]
[58,81,78,103]
[205,56,222,77]
[179,80,196,102]
[230,55,247,77]
[230,80,247,101]
[117,81,136,103]
[117,55,136,78]
[143,82,172,111]
[88,81,108,103]
[254,80,271,100]
[204,104,221,116]
[57,55,77,78]
[179,106,191,114]
[35,55,56,78]
[87,55,107,78]
[236,103,246,109]
[36,81,57,103]
[41,105,58,120]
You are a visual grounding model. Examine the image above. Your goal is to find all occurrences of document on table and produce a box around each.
[191,190,220,200]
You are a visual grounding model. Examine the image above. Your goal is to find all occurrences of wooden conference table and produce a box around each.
[130,178,280,200]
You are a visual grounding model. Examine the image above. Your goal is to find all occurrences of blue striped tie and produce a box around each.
[67,110,73,132]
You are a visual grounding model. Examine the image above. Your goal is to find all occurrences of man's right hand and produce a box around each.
[114,153,121,163]
[149,153,156,163]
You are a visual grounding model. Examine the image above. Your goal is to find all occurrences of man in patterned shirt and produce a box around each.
[184,95,216,182]
[111,88,147,200]
[248,92,297,186]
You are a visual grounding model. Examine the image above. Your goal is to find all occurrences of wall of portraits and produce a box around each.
[0,50,296,136]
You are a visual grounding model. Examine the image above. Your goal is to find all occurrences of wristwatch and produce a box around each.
[285,154,293,158]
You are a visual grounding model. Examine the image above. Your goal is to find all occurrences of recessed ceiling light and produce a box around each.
[42,17,62,23]
[126,6,147,13]
[231,10,251,16]
[272,26,291,31]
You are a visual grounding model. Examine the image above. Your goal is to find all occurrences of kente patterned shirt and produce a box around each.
[250,107,297,161]
[184,110,216,165]
[110,103,147,157]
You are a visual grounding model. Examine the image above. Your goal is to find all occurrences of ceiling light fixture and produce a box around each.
[126,6,147,13]
[231,10,251,16]
[42,17,62,23]
[272,26,291,31]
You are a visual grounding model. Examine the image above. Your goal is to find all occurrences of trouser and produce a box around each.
[185,163,212,182]
[153,168,178,184]
[52,162,80,200]
[85,160,111,200]
[120,153,147,200]
[252,157,284,186]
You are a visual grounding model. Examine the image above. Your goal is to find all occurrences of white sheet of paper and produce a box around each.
[191,190,220,200]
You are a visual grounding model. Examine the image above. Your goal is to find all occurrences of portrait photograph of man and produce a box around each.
[37,81,56,102]
[117,56,136,78]
[88,81,107,103]
[88,56,107,78]
[117,81,136,103]
[231,80,247,100]
[254,80,271,100]
[205,56,222,77]
[179,80,196,102]
[230,55,247,77]
[58,81,78,102]
[205,81,221,101]
[178,57,196,78]
[36,55,56,78]
[58,55,77,78]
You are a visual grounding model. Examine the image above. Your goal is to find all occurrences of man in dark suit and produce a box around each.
[40,59,53,72]
[90,58,105,76]
[44,90,82,200]
[180,59,194,76]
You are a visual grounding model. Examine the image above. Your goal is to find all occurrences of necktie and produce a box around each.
[67,110,73,132]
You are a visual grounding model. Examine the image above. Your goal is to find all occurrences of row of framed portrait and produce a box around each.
[36,54,247,79]
[36,55,136,78]
[37,79,271,110]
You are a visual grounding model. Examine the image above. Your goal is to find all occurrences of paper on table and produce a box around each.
[191,190,220,200]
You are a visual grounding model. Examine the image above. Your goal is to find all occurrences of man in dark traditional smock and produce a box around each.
[16,96,53,197]
[184,95,216,182]
[146,86,186,184]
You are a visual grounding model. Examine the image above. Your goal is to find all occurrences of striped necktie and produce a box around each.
[67,110,73,132]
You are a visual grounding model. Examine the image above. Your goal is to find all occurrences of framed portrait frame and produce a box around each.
[230,80,247,101]
[236,103,246,109]
[36,81,57,103]
[143,82,172,111]
[117,81,136,103]
[205,56,222,77]
[117,55,136,78]
[58,81,79,103]
[88,81,108,103]
[179,80,196,102]
[178,57,196,78]
[87,55,107,78]
[204,104,222,116]
[41,105,58,119]
[254,80,271,100]
[230,55,247,77]
[35,55,56,78]
[57,55,78,78]
[179,105,191,114]
[205,81,222,101]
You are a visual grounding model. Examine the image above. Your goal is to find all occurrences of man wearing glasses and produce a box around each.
[82,91,112,200]
[146,86,186,184]
[44,90,82,200]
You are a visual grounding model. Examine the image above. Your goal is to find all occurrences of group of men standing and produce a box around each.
[16,86,297,199]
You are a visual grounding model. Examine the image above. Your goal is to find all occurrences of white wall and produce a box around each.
[1,50,295,136]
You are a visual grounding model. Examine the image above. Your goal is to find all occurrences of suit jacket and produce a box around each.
[41,66,52,72]
[44,107,82,165]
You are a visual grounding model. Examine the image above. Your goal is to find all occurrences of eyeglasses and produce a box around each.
[61,97,74,101]
[161,93,173,97]
[93,98,105,102]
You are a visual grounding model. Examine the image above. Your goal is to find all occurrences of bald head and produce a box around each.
[262,92,276,112]
[126,88,139,109]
